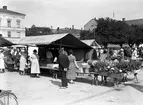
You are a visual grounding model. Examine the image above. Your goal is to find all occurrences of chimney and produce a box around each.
[122,18,125,21]
[51,26,53,29]
[3,6,7,10]
[72,25,74,29]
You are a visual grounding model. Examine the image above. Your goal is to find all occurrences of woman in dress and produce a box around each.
[30,49,40,78]
[132,48,138,60]
[0,49,5,73]
[66,49,79,84]
[19,52,27,75]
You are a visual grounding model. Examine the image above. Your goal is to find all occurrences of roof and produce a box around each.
[122,44,130,48]
[107,44,121,49]
[81,39,100,46]
[84,18,97,27]
[0,36,14,47]
[0,8,26,16]
[5,38,21,44]
[81,39,95,46]
[18,33,91,48]
[126,18,143,26]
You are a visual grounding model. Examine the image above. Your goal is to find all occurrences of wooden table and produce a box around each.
[40,64,59,79]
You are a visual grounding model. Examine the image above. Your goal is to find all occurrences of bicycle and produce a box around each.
[0,90,18,105]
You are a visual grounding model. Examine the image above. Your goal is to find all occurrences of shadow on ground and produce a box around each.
[75,77,115,87]
[124,83,143,93]
[50,80,61,87]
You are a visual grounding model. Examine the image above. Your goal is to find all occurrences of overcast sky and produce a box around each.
[0,0,143,29]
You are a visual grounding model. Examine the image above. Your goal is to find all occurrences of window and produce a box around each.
[16,20,20,28]
[7,19,11,27]
[17,32,20,37]
[8,31,11,37]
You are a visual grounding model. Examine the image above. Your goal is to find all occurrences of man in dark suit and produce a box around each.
[58,48,69,89]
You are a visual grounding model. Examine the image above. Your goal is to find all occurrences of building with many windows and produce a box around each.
[0,6,26,39]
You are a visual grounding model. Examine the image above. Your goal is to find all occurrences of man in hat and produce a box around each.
[58,48,69,89]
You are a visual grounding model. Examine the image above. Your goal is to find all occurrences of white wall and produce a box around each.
[84,19,97,31]
[0,12,25,37]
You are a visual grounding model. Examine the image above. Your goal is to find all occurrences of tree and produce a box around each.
[95,17,133,46]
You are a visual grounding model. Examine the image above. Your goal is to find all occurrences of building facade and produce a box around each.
[0,6,26,38]
[84,18,97,31]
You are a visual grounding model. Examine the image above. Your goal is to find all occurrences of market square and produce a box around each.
[1,0,143,105]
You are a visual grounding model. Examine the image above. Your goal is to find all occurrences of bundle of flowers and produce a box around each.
[115,60,142,72]
[115,61,129,72]
[93,61,108,72]
[128,60,142,72]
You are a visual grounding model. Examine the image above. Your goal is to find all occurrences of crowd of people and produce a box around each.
[0,48,41,78]
[0,47,80,89]
[1,43,143,89]
[87,44,143,64]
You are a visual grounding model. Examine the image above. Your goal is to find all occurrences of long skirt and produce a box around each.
[31,59,40,74]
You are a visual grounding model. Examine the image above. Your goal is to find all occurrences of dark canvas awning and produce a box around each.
[0,36,13,47]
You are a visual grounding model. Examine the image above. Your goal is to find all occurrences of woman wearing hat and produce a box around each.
[0,49,5,73]
[30,49,40,78]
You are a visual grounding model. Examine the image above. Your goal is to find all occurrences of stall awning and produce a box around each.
[5,37,21,44]
[81,39,101,48]
[18,33,91,48]
[0,36,14,47]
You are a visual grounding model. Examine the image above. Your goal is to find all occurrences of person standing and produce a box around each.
[66,49,79,84]
[58,48,69,89]
[46,50,53,63]
[100,49,107,62]
[132,48,138,60]
[0,49,5,73]
[30,49,40,78]
[19,52,27,75]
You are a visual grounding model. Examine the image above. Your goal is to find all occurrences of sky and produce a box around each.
[0,0,143,29]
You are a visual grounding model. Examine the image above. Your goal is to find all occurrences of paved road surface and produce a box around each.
[0,70,143,105]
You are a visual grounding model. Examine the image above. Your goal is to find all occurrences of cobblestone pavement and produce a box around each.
[0,70,143,105]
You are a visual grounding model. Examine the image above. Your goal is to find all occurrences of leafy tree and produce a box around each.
[95,17,129,46]
[80,17,143,46]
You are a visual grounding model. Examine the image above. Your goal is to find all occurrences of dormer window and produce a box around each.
[7,19,11,27]
[16,19,20,28]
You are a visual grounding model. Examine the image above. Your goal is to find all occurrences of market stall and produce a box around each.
[17,33,92,77]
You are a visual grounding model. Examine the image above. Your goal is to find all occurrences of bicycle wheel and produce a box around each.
[0,100,5,105]
[0,91,18,105]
